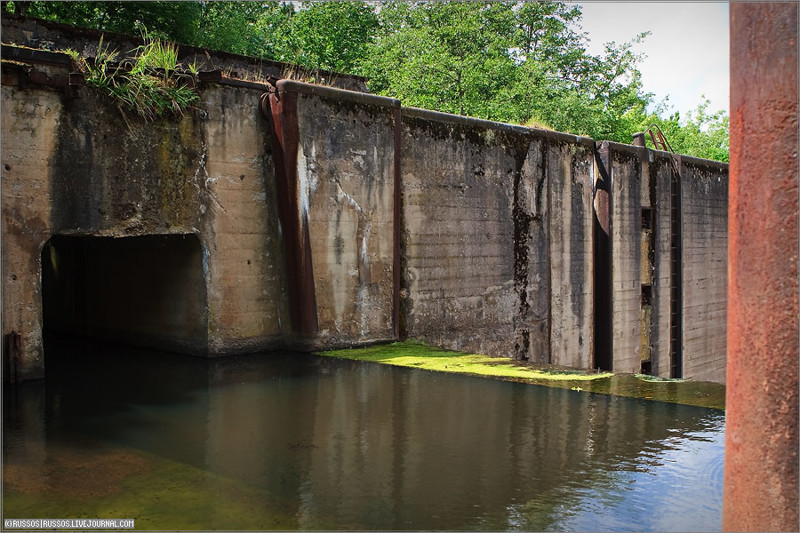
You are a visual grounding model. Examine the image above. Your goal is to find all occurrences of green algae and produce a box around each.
[3,443,301,530]
[319,341,613,382]
[317,341,726,410]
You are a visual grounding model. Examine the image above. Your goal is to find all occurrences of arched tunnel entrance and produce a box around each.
[41,234,209,356]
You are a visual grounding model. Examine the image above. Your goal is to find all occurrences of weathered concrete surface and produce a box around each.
[599,142,728,381]
[271,80,399,348]
[603,142,645,374]
[400,110,521,359]
[2,57,290,378]
[400,109,595,368]
[724,3,799,531]
[2,85,62,380]
[679,156,728,383]
[200,85,290,355]
[547,139,595,369]
[651,155,676,379]
[2,17,731,383]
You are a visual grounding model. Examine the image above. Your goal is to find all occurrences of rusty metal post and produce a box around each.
[724,3,799,532]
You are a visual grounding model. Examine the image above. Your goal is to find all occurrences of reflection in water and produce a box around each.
[3,335,724,531]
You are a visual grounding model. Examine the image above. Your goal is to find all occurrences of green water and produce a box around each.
[3,336,725,530]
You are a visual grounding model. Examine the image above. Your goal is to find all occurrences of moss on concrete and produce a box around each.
[319,341,613,382]
[317,341,726,410]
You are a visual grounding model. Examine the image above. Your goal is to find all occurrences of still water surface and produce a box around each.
[3,336,724,531]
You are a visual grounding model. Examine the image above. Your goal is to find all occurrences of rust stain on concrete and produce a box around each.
[263,84,319,339]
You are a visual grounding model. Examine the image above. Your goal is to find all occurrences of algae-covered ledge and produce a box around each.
[316,342,726,410]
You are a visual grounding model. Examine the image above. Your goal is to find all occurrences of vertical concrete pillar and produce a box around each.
[724,3,799,532]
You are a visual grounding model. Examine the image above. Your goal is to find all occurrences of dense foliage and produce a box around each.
[3,0,728,161]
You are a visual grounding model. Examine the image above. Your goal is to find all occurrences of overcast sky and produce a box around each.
[575,1,730,118]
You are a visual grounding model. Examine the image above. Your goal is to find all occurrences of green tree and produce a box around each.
[10,1,202,43]
[270,1,379,74]
[641,97,730,162]
[192,2,283,58]
[3,0,728,161]
[364,2,518,118]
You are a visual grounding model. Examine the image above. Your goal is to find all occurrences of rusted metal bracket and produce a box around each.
[644,124,675,153]
[633,125,682,177]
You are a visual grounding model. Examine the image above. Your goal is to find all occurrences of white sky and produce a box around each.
[575,2,730,118]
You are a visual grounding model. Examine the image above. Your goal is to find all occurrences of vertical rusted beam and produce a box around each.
[260,83,319,339]
[724,3,799,532]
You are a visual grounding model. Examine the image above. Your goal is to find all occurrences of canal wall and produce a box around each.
[2,64,291,380]
[1,19,729,383]
[400,108,594,367]
[265,81,399,347]
[266,80,595,367]
[597,142,728,382]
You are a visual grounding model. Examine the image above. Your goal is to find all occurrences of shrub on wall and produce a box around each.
[67,32,199,121]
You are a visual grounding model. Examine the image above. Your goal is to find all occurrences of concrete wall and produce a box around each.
[601,142,643,374]
[200,85,289,355]
[598,141,728,382]
[1,30,729,383]
[400,109,595,368]
[2,58,290,378]
[651,156,676,379]
[399,111,521,359]
[2,84,62,380]
[266,88,595,366]
[679,156,728,383]
[278,81,399,347]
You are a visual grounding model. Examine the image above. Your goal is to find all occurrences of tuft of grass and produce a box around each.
[68,31,199,121]
[318,341,613,382]
[280,61,339,87]
[523,115,555,131]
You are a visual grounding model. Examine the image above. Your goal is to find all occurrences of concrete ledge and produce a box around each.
[676,153,729,171]
[276,79,400,109]
[598,139,729,169]
[403,106,595,147]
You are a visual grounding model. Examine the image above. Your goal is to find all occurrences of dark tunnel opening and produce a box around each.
[41,234,209,357]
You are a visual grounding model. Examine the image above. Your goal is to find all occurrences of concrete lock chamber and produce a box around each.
[40,234,209,356]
